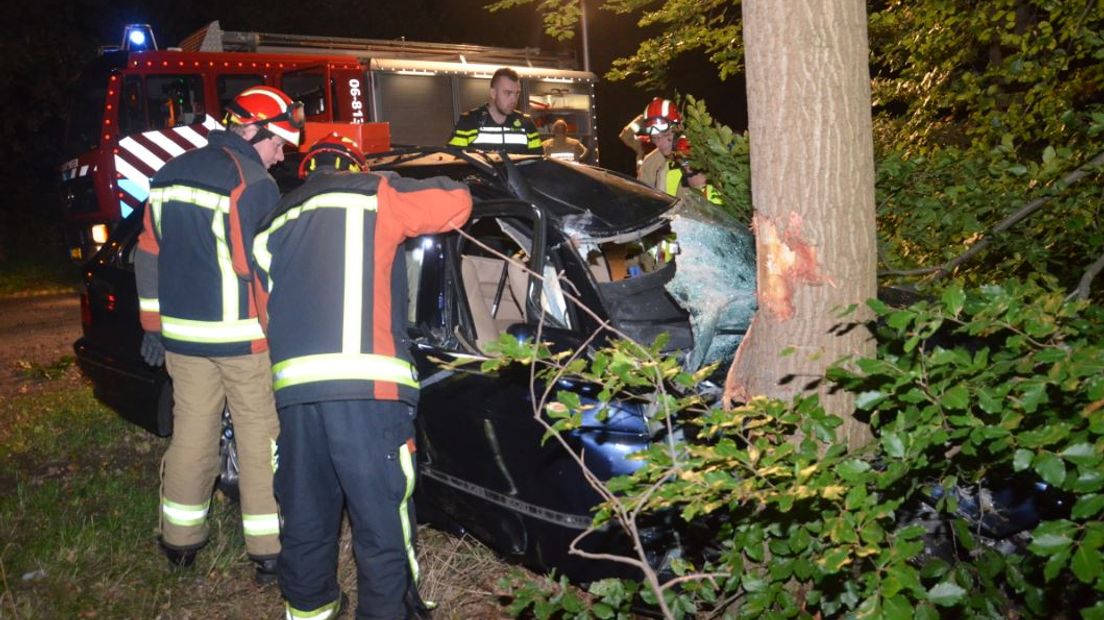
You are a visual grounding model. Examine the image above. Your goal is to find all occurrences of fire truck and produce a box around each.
[60,21,598,260]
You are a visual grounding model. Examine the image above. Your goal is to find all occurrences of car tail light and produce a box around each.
[80,292,92,327]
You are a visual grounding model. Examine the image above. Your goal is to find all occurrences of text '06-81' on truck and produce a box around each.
[59,21,599,262]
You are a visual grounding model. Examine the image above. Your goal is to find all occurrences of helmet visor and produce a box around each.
[643,117,674,136]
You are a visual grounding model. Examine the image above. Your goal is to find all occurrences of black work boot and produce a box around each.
[157,538,198,568]
[253,556,278,585]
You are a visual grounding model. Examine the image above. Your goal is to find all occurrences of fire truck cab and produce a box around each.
[60,22,598,261]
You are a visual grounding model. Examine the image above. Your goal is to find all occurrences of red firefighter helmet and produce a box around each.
[640,97,682,136]
[298,132,367,179]
[675,135,692,156]
[225,86,304,145]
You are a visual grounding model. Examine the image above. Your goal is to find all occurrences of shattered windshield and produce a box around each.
[565,196,757,372]
[664,198,757,371]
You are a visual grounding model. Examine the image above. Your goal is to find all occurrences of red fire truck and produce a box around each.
[60,22,598,260]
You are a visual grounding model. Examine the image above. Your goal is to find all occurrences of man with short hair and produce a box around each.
[448,67,542,154]
[135,85,303,584]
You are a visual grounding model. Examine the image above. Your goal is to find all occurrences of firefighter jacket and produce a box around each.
[135,130,278,357]
[252,170,472,409]
[448,104,542,154]
[639,149,723,206]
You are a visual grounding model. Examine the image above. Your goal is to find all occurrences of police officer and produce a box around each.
[135,86,304,583]
[448,67,542,154]
[252,133,472,619]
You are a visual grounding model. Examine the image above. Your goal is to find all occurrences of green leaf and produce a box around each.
[1061,442,1101,467]
[887,310,914,330]
[1033,453,1067,487]
[1071,542,1103,584]
[927,581,966,606]
[1071,494,1104,520]
[1044,548,1070,582]
[941,285,965,316]
[818,548,851,573]
[881,432,906,458]
[591,602,615,620]
[1013,449,1033,472]
[942,385,970,410]
[837,458,872,481]
[883,594,914,620]
[1029,525,1075,556]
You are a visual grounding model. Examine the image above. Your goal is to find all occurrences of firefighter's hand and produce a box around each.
[141,331,165,367]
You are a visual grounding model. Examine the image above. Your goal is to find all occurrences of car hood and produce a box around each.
[515,159,676,243]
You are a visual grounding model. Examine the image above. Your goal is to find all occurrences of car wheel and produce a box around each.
[217,408,241,502]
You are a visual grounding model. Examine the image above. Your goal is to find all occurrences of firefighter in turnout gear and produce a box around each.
[134,85,304,583]
[448,67,541,154]
[253,133,472,619]
[637,98,723,206]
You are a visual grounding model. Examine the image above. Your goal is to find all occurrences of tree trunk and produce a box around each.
[727,0,878,450]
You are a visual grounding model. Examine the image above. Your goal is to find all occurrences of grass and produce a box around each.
[0,256,81,298]
[0,369,522,619]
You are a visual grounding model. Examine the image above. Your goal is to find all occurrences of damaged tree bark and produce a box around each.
[727,0,878,450]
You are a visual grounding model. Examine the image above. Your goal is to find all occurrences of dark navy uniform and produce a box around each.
[253,169,471,620]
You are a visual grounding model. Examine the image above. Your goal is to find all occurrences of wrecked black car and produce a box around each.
[74,147,758,582]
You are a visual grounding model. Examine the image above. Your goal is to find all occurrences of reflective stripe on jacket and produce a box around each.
[253,170,472,408]
[135,130,279,357]
[448,104,541,154]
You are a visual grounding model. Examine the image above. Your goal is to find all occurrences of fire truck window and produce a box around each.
[526,80,594,159]
[218,75,264,116]
[119,76,145,136]
[146,75,205,129]
[282,70,327,117]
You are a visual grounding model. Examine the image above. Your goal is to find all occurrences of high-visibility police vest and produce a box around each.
[253,170,472,408]
[135,130,278,357]
[448,104,542,154]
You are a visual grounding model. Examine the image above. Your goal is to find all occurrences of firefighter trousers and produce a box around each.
[160,351,281,559]
[275,400,421,620]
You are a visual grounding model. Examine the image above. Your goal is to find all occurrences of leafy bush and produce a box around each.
[497,279,1104,618]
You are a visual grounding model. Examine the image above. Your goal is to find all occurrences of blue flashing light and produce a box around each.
[121,24,157,51]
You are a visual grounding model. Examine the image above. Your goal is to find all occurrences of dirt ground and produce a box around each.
[0,290,83,398]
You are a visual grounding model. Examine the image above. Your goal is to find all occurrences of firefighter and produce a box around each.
[637,98,722,206]
[134,85,304,583]
[448,67,542,154]
[541,119,588,162]
[252,133,472,619]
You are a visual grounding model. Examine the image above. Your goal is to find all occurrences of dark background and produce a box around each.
[0,1,745,261]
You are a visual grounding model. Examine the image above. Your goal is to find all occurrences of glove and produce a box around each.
[141,331,166,367]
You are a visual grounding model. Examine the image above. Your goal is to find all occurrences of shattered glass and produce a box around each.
[664,196,758,371]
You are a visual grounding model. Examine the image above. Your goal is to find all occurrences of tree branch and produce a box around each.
[877,150,1104,281]
[1069,249,1104,302]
